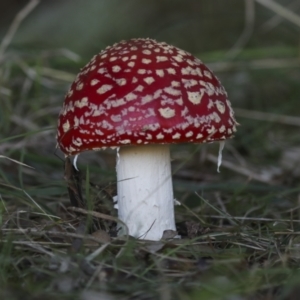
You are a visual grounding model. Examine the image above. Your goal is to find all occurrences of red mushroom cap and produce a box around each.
[57,38,237,155]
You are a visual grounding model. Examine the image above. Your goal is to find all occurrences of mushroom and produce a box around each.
[57,38,237,241]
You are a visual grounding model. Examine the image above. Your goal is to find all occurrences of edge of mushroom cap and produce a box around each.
[57,38,237,156]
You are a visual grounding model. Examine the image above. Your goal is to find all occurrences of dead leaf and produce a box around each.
[161,230,179,240]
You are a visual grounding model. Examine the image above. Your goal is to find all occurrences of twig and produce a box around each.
[10,115,39,130]
[205,215,300,223]
[208,58,300,72]
[226,0,255,59]
[234,108,300,126]
[229,241,265,251]
[14,240,55,257]
[275,231,300,235]
[206,154,276,184]
[0,155,34,169]
[1,228,110,244]
[260,0,300,32]
[86,243,110,262]
[68,207,119,223]
[41,67,76,82]
[0,0,40,62]
[68,206,129,236]
[256,0,300,28]
[195,192,241,227]
[1,240,71,247]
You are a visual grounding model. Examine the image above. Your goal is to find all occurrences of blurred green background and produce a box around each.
[1,0,299,56]
[1,0,300,117]
[3,0,252,55]
[1,1,300,299]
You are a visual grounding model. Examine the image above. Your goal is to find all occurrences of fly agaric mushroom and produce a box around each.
[57,38,237,241]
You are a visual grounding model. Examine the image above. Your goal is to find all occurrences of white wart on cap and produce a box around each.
[57,38,237,155]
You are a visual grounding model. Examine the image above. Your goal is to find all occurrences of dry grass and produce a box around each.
[1,1,300,299]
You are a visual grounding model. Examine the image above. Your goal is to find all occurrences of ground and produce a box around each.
[1,1,300,299]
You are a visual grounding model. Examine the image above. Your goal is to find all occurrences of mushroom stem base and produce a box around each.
[116,144,176,240]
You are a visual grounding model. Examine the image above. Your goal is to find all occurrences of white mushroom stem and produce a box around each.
[116,144,176,240]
